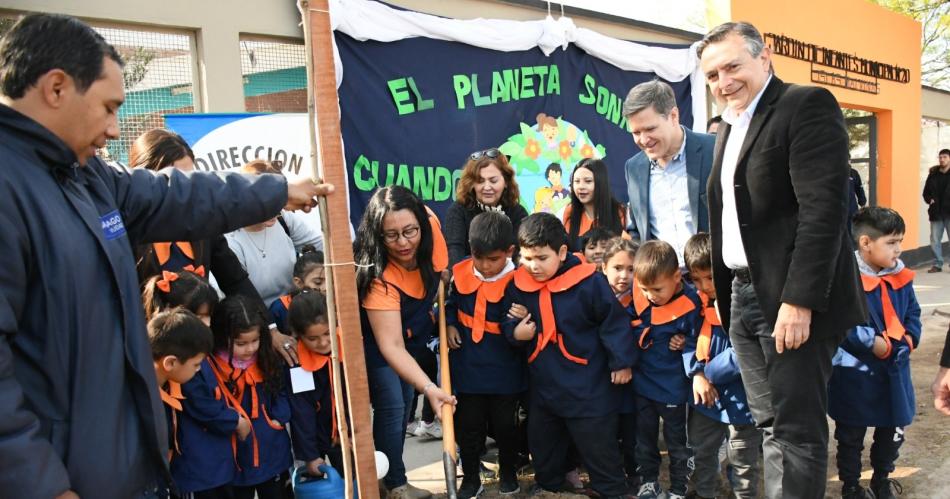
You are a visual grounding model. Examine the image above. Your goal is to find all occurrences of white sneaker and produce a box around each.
[565,468,583,489]
[406,420,425,437]
[421,421,442,439]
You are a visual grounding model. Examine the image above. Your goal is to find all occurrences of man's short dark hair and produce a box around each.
[706,115,722,129]
[940,148,950,157]
[633,240,679,284]
[148,308,213,361]
[469,211,515,257]
[0,13,123,99]
[696,21,765,59]
[684,232,712,272]
[518,212,567,253]
[853,207,905,241]
[579,226,615,250]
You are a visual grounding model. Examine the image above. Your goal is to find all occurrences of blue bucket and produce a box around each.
[292,465,357,499]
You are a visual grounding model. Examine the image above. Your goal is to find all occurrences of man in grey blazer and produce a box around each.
[622,80,715,265]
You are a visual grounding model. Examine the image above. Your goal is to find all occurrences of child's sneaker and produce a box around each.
[666,493,686,499]
[841,484,875,499]
[405,419,424,437]
[420,420,442,439]
[458,478,484,499]
[871,478,903,499]
[636,481,662,499]
[564,468,584,489]
[498,472,520,495]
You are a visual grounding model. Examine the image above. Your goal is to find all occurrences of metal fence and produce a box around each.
[240,36,307,113]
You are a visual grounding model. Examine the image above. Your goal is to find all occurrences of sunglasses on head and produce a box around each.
[470,148,501,161]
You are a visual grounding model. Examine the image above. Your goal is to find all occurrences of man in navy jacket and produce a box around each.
[0,14,330,499]
[623,80,715,265]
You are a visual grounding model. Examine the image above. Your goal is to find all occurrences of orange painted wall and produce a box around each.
[729,0,922,245]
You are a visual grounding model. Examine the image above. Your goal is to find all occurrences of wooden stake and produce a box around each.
[438,281,458,498]
[298,1,378,497]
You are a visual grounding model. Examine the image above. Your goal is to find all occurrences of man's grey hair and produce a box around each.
[696,21,765,59]
[622,79,676,119]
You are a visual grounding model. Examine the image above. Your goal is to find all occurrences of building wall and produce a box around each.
[728,0,924,247]
[920,86,950,248]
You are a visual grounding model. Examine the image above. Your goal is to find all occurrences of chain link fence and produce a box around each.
[240,36,307,113]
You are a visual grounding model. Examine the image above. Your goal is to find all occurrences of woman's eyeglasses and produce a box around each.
[470,148,501,161]
[382,225,421,243]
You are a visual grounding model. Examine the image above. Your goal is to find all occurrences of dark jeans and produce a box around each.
[232,472,290,499]
[618,412,639,479]
[835,424,904,487]
[368,363,416,489]
[456,393,521,481]
[175,486,234,499]
[634,396,690,495]
[729,276,841,499]
[528,403,627,497]
[408,347,437,424]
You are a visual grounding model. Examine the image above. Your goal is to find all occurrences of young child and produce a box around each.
[285,290,345,478]
[148,308,220,498]
[681,233,760,499]
[630,240,700,499]
[142,266,218,325]
[578,226,616,268]
[829,207,921,499]
[269,245,325,334]
[444,211,525,498]
[601,237,640,490]
[502,213,636,499]
[209,295,293,499]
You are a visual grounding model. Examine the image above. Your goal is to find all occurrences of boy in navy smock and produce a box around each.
[445,211,525,498]
[502,213,636,499]
[681,233,760,499]
[630,240,700,499]
[829,207,921,499]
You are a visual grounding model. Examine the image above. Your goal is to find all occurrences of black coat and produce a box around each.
[923,165,950,220]
[444,201,528,267]
[707,77,866,339]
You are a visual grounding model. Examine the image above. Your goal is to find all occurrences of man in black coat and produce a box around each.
[923,148,950,272]
[698,22,866,499]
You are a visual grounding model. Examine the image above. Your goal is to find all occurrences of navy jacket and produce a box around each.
[624,127,714,241]
[287,343,338,464]
[171,359,240,493]
[360,263,439,368]
[269,294,293,335]
[682,296,753,425]
[632,282,701,405]
[445,259,526,395]
[829,264,921,428]
[614,290,640,414]
[502,254,637,418]
[0,104,287,498]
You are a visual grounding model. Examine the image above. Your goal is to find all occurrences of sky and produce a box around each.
[556,0,707,33]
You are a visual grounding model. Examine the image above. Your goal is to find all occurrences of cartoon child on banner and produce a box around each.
[498,113,606,219]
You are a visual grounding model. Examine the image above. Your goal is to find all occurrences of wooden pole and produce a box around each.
[298,1,379,497]
[437,281,458,498]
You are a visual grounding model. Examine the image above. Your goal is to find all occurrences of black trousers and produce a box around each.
[618,412,639,481]
[456,392,521,480]
[729,276,842,499]
[634,397,690,495]
[232,471,290,499]
[834,424,904,487]
[408,347,437,424]
[528,402,627,497]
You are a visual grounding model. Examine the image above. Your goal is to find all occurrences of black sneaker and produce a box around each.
[842,484,875,499]
[498,473,520,495]
[928,265,943,273]
[871,478,903,499]
[458,478,484,499]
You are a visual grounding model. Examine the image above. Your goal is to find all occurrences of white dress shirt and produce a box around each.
[719,76,772,269]
[647,127,694,265]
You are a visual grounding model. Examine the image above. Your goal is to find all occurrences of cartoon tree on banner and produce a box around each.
[498,114,606,218]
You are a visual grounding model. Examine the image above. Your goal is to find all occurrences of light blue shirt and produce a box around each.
[647,126,694,264]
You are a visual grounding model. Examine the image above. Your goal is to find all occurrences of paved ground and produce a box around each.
[399,265,950,498]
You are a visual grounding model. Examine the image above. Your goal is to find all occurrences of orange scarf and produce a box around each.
[297,342,340,443]
[632,284,696,350]
[695,293,721,362]
[153,241,195,265]
[861,268,915,354]
[159,381,184,462]
[452,260,515,343]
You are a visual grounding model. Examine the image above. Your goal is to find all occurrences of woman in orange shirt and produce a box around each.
[562,158,627,251]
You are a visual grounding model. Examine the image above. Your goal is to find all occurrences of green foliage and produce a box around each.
[121,46,157,89]
[870,0,950,89]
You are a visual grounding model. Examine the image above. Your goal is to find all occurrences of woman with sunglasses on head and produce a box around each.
[563,158,628,252]
[444,148,529,268]
[356,185,455,499]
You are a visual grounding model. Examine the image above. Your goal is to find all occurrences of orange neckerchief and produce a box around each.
[573,252,588,264]
[160,381,185,462]
[297,341,339,443]
[562,205,594,236]
[280,294,293,310]
[153,242,195,266]
[207,356,264,468]
[695,292,721,362]
[513,262,597,363]
[452,260,515,343]
[632,284,696,350]
[616,289,633,309]
[861,268,915,351]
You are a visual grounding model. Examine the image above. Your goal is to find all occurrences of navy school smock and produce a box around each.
[613,288,640,414]
[287,341,340,463]
[631,280,701,406]
[171,358,240,494]
[269,294,293,335]
[829,265,921,428]
[682,294,753,425]
[206,356,293,487]
[501,254,637,418]
[445,259,527,395]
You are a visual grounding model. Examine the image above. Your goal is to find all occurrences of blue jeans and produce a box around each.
[931,217,950,266]
[368,364,415,490]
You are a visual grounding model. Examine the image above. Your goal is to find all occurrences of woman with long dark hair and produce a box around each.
[563,158,627,251]
[443,148,528,267]
[355,185,454,499]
